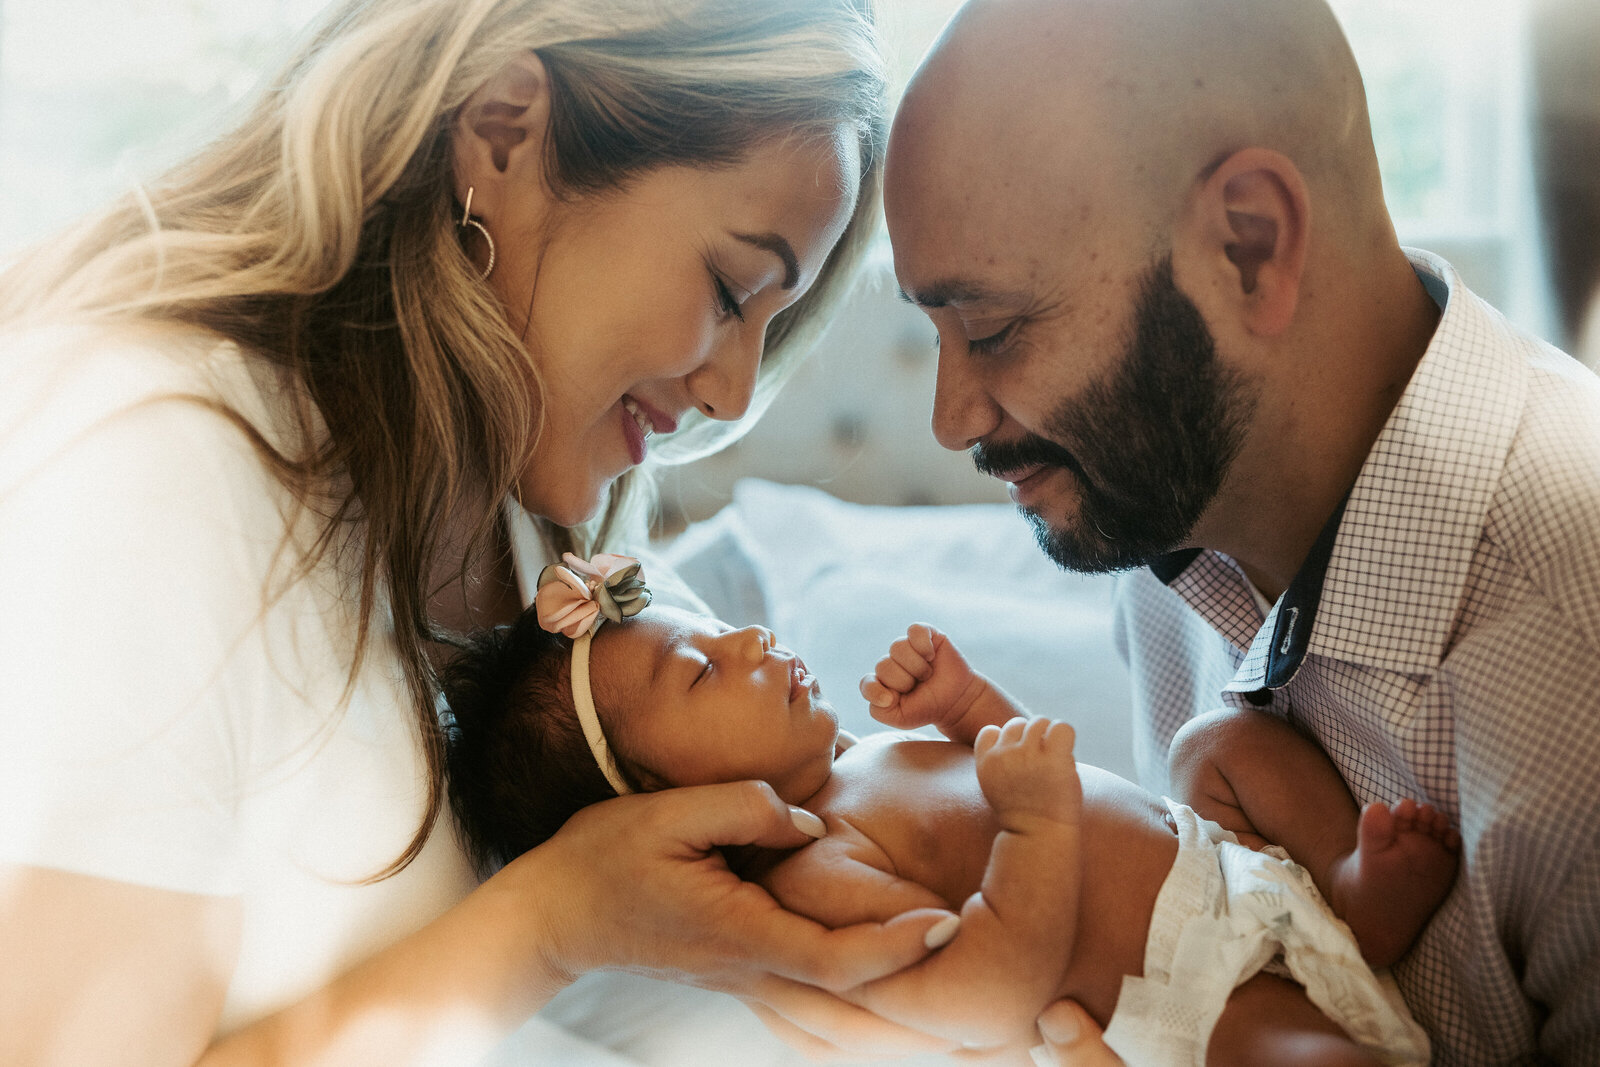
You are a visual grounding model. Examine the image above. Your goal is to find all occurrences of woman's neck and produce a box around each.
[425,504,524,665]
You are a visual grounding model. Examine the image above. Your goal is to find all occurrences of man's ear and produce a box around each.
[1174,148,1310,337]
[451,51,553,222]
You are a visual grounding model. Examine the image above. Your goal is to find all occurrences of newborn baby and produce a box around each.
[442,554,1456,1064]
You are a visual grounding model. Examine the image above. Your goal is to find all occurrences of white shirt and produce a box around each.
[1114,250,1600,1064]
[0,320,478,1032]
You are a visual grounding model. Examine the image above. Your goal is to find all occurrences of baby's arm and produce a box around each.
[848,719,1084,1050]
[860,623,1029,745]
[759,833,951,930]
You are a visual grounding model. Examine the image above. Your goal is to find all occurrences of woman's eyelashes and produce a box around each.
[711,272,747,322]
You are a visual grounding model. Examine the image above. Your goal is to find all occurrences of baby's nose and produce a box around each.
[732,625,769,664]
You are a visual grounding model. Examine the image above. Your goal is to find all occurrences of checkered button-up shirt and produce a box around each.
[1113,250,1600,1065]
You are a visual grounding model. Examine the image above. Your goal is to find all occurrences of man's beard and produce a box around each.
[973,256,1258,574]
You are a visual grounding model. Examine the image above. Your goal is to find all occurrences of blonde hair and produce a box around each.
[0,0,886,877]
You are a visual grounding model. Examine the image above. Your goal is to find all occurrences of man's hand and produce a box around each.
[1032,1001,1125,1066]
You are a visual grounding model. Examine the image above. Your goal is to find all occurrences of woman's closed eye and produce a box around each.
[690,658,713,688]
[712,273,746,323]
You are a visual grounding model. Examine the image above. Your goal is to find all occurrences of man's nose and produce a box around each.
[685,328,764,422]
[931,340,1001,451]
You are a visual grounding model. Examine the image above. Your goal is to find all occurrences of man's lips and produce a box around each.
[990,463,1050,486]
[1000,464,1064,507]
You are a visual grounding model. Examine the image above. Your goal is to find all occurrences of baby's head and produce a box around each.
[443,562,838,874]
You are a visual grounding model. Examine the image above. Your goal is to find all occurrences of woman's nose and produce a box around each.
[686,329,764,421]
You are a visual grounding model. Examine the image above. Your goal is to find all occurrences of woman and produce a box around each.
[0,1,959,1062]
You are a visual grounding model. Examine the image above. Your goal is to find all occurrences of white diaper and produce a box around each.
[1100,800,1429,1066]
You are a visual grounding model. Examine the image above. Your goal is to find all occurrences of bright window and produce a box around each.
[0,0,1552,337]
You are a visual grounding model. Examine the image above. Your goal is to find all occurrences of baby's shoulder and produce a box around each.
[831,732,977,799]
[839,728,969,761]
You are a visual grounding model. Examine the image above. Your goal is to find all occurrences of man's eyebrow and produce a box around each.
[896,280,1032,309]
[734,232,799,290]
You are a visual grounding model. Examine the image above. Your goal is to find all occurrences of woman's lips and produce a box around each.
[619,396,680,467]
[620,403,647,465]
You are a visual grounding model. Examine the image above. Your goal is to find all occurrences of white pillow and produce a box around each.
[662,480,1135,778]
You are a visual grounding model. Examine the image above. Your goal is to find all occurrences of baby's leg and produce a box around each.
[1168,708,1458,968]
[1209,972,1380,1066]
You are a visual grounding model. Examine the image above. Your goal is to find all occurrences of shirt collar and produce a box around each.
[1154,249,1529,682]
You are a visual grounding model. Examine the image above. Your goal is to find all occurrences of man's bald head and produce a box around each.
[889,0,1386,267]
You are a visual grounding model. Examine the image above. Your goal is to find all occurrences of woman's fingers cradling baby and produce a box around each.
[744,979,962,1061]
[506,778,957,996]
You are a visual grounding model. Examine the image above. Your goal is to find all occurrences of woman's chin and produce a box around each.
[516,473,613,528]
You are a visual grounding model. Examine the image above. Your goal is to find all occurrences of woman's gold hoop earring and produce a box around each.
[458,187,496,280]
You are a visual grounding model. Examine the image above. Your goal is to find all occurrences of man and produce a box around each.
[885,0,1600,1062]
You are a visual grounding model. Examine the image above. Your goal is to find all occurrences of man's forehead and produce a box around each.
[886,153,1092,313]
[888,54,1111,243]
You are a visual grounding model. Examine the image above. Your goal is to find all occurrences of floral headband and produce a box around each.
[534,552,651,796]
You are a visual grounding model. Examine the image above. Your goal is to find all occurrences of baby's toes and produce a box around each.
[1390,797,1418,831]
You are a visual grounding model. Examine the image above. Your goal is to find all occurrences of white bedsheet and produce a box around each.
[659,479,1134,775]
[488,481,1136,1066]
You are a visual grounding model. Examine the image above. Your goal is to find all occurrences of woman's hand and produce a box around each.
[503,778,960,1058]
[1030,1001,1124,1066]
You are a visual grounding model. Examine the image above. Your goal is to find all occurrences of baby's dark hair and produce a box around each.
[441,608,656,876]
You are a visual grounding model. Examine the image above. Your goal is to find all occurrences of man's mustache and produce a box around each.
[971,434,1085,483]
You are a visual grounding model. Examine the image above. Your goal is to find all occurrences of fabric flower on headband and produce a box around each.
[534,552,652,638]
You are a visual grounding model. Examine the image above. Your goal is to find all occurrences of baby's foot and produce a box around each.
[1328,799,1460,968]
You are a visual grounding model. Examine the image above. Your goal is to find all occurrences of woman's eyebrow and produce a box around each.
[733,231,799,290]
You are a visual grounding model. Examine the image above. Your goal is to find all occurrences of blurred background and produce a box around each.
[2,0,1596,527]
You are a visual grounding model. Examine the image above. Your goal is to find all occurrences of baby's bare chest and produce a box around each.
[809,738,1002,908]
[809,738,1177,925]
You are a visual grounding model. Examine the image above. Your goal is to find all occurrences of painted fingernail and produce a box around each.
[1038,1004,1080,1044]
[789,807,826,838]
[1028,1044,1052,1067]
[924,915,961,949]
